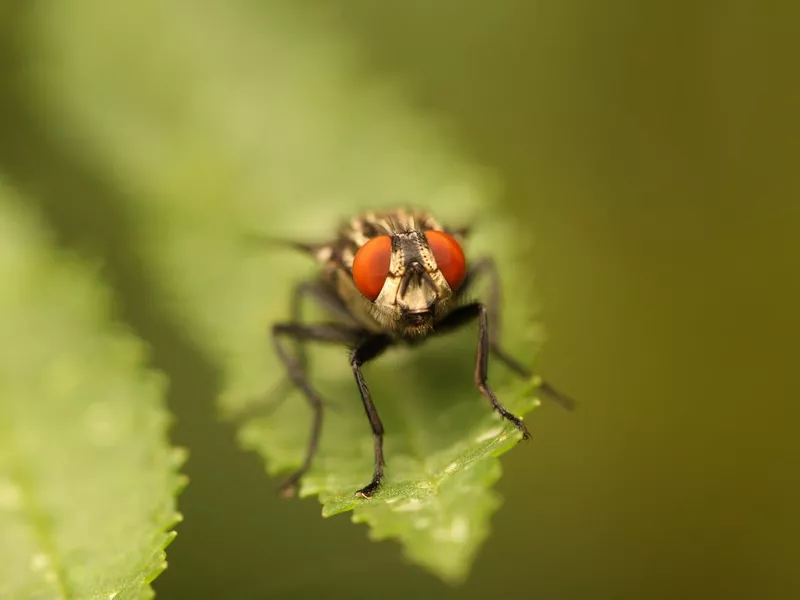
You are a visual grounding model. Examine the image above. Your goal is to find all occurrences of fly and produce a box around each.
[267,207,575,499]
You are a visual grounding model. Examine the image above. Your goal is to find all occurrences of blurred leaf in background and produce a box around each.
[0,180,184,599]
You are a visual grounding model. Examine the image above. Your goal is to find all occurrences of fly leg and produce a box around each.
[289,280,362,365]
[458,257,502,342]
[434,303,531,438]
[272,322,363,496]
[489,345,576,410]
[264,280,359,413]
[350,334,394,499]
[458,257,576,410]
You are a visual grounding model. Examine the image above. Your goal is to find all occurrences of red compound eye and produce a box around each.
[425,230,466,290]
[352,235,392,301]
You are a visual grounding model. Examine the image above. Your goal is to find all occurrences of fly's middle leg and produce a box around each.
[271,322,362,496]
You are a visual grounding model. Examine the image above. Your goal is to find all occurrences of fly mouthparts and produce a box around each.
[401,310,434,328]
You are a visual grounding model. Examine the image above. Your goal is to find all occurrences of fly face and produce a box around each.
[355,228,466,336]
[324,209,468,337]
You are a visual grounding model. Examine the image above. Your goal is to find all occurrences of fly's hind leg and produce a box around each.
[489,345,576,410]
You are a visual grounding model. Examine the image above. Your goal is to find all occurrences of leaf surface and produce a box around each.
[30,0,547,582]
[0,181,184,599]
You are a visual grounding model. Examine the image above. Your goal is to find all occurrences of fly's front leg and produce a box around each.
[472,303,531,438]
[458,257,501,343]
[272,322,362,496]
[458,256,576,411]
[350,334,394,499]
[434,303,531,438]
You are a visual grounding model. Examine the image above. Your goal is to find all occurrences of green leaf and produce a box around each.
[0,179,185,599]
[29,0,547,583]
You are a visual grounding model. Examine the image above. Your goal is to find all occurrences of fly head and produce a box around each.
[351,224,467,336]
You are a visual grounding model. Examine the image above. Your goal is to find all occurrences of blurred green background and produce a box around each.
[2,0,798,598]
